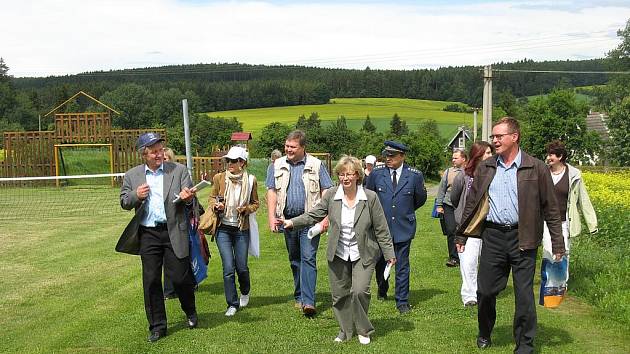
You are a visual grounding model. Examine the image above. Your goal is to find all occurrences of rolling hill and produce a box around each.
[205,97,474,139]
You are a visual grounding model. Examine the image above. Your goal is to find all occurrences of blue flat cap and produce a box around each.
[382,140,408,155]
[136,132,165,150]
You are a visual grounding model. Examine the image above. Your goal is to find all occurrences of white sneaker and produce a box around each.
[225,306,237,317]
[358,335,370,345]
[333,337,344,343]
[239,294,250,308]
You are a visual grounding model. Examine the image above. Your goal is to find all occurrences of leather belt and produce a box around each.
[485,221,518,232]
[142,222,167,230]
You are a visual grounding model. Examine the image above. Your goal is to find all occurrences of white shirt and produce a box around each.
[390,165,403,183]
[334,185,368,262]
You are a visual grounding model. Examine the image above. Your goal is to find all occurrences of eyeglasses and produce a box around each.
[226,158,240,163]
[338,172,357,179]
[489,132,515,141]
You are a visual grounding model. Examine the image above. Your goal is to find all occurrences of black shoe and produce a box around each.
[464,300,477,307]
[187,313,198,329]
[148,330,166,343]
[446,259,460,267]
[164,293,177,300]
[476,336,491,349]
[397,304,411,314]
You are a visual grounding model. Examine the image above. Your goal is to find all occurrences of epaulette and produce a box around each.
[373,165,386,170]
[406,167,423,175]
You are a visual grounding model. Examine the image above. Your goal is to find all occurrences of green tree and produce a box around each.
[255,121,292,158]
[100,83,153,129]
[321,116,358,158]
[601,19,630,166]
[361,114,377,133]
[400,120,444,177]
[389,113,408,137]
[189,115,242,155]
[0,57,9,82]
[520,89,600,164]
[606,97,630,165]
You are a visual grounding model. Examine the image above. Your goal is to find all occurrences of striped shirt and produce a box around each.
[487,149,521,225]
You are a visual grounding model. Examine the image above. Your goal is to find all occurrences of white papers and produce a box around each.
[172,180,211,203]
[307,223,324,239]
[383,263,393,281]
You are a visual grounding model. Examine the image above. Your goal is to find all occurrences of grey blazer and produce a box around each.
[291,186,395,266]
[117,161,193,258]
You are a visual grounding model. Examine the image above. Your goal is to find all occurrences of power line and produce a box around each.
[492,69,630,75]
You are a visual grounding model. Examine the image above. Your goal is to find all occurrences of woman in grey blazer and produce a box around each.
[284,156,396,345]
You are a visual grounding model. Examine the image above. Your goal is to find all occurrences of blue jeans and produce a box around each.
[283,226,320,307]
[216,225,250,308]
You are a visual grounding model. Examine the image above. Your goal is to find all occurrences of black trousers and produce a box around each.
[478,227,537,354]
[442,204,459,261]
[139,226,196,333]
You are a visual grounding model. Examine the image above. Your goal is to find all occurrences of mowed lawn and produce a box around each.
[1,169,629,353]
[205,98,474,138]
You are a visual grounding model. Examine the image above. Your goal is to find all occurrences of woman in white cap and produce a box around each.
[363,155,376,185]
[206,146,259,316]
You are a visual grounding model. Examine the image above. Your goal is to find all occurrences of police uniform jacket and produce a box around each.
[365,164,427,243]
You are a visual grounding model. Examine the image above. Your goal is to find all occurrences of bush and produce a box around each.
[570,170,630,325]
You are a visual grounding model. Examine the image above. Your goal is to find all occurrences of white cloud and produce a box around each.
[1,0,628,77]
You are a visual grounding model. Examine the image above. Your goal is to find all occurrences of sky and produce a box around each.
[1,0,629,77]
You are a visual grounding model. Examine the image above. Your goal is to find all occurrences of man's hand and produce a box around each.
[456,244,465,253]
[436,206,444,214]
[553,253,564,262]
[387,258,397,266]
[320,216,330,233]
[178,187,196,203]
[269,217,281,232]
[136,183,150,200]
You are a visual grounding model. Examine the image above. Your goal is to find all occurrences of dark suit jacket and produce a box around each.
[116,161,193,258]
[290,186,395,267]
[365,164,427,243]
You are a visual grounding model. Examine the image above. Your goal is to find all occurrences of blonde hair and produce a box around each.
[163,148,175,162]
[334,155,365,185]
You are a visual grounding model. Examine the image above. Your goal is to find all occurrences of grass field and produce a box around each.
[1,161,628,353]
[205,98,473,139]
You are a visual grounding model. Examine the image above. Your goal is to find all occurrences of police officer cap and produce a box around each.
[136,132,165,151]
[382,140,408,155]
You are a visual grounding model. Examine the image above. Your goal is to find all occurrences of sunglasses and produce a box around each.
[226,158,240,163]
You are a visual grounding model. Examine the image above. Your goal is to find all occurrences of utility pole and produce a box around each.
[473,108,478,141]
[482,65,493,142]
[182,99,193,178]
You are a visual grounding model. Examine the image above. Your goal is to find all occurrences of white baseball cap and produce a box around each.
[365,155,377,165]
[224,146,248,161]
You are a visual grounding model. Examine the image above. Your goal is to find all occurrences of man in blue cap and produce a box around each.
[117,132,199,342]
[365,140,427,314]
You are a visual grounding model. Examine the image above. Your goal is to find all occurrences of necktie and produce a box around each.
[392,170,398,190]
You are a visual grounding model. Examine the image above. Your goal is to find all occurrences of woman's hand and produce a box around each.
[214,202,225,211]
[387,258,397,266]
[283,219,294,230]
[236,206,247,215]
[456,244,465,253]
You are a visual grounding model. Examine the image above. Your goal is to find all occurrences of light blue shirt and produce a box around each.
[141,164,167,227]
[487,149,521,225]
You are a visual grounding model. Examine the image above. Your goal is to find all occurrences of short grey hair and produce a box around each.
[270,149,282,160]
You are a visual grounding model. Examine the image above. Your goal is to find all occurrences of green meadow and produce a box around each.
[205,98,474,139]
[1,160,628,353]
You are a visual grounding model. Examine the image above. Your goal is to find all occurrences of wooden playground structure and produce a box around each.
[0,91,222,183]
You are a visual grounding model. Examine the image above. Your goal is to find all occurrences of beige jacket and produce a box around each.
[207,172,259,231]
[273,154,323,215]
